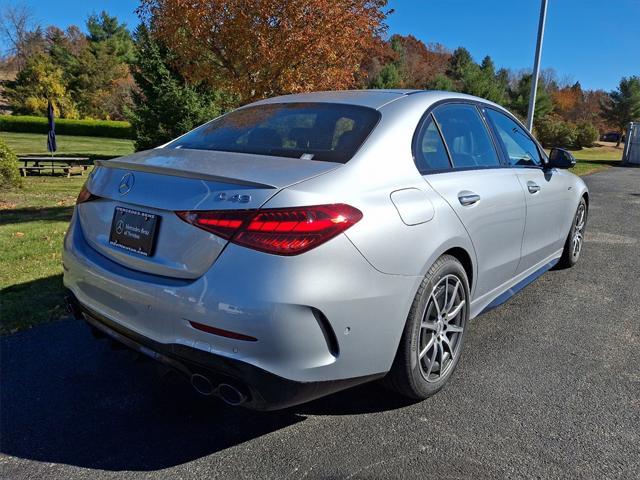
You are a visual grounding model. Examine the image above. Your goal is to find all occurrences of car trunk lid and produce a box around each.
[77,148,339,279]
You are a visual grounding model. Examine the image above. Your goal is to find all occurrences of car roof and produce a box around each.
[251,89,505,111]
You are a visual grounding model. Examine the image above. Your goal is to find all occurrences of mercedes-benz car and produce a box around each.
[63,90,588,410]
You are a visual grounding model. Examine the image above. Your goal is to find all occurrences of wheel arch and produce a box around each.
[441,246,474,292]
[582,191,589,208]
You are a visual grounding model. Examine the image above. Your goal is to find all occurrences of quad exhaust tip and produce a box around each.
[218,383,248,406]
[191,373,216,396]
[190,374,248,406]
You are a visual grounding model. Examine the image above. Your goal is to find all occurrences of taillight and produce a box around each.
[76,185,96,204]
[176,204,362,255]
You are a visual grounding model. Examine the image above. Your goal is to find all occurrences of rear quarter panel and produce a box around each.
[264,94,477,290]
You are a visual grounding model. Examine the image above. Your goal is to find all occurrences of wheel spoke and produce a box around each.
[441,335,454,356]
[430,292,442,317]
[443,279,449,312]
[421,320,437,331]
[446,299,465,321]
[419,336,435,359]
[444,279,461,314]
[425,344,438,378]
[437,341,446,372]
[446,323,463,333]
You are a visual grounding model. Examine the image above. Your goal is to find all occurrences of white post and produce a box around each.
[526,0,548,132]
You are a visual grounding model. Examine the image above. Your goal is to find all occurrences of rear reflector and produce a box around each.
[189,321,257,342]
[176,204,362,255]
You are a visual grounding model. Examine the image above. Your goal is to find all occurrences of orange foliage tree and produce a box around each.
[392,35,450,88]
[138,0,389,102]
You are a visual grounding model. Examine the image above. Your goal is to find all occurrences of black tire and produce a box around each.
[386,254,470,400]
[557,197,587,269]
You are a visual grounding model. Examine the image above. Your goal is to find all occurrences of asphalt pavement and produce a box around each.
[1,166,639,479]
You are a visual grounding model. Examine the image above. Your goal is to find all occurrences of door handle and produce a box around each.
[527,181,541,194]
[458,191,481,206]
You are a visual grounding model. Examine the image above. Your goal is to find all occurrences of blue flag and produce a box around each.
[47,100,57,154]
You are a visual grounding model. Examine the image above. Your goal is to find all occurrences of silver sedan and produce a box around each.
[63,90,588,409]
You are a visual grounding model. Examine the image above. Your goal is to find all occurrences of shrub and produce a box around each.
[535,117,560,147]
[535,118,577,148]
[0,115,133,139]
[575,122,599,148]
[0,139,22,189]
[554,121,578,149]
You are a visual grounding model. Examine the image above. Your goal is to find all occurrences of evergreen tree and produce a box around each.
[509,73,554,125]
[86,11,134,62]
[65,13,134,119]
[601,76,640,146]
[370,63,403,89]
[127,24,235,151]
[429,72,455,91]
[446,47,475,84]
[443,50,507,103]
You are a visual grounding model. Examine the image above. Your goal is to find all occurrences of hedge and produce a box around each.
[0,115,133,139]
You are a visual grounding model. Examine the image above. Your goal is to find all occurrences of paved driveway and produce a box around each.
[2,167,639,479]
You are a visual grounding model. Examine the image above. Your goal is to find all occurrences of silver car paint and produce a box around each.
[63,90,588,385]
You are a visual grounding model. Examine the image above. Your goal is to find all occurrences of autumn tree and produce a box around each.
[139,0,389,102]
[4,53,78,117]
[601,75,640,146]
[386,34,450,89]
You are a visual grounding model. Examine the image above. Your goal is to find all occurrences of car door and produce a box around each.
[415,103,526,300]
[483,107,570,274]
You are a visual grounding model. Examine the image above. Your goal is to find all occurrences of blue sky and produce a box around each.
[5,0,640,91]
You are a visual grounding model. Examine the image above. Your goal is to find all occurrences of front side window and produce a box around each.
[415,115,451,172]
[168,102,380,164]
[485,108,543,167]
[433,104,500,168]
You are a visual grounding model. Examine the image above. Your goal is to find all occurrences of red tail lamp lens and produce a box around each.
[176,204,363,255]
[76,185,96,204]
[176,210,254,240]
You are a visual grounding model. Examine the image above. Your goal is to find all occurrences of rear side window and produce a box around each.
[433,104,500,168]
[168,102,380,164]
[485,108,543,167]
[415,116,451,171]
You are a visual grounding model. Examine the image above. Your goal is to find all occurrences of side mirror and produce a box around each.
[548,148,576,169]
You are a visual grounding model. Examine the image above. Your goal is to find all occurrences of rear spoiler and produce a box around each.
[95,159,277,189]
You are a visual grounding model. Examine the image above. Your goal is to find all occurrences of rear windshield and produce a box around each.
[167,102,380,163]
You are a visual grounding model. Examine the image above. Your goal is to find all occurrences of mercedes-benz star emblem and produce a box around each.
[118,173,134,195]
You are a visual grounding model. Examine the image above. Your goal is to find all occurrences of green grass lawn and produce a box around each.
[0,142,625,335]
[1,173,87,334]
[0,131,134,159]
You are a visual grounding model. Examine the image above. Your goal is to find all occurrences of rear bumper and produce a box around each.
[62,208,422,409]
[66,291,382,410]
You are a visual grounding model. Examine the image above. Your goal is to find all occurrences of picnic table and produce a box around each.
[17,156,91,178]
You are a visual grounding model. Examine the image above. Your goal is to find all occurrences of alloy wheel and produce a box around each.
[418,274,466,383]
[572,203,586,258]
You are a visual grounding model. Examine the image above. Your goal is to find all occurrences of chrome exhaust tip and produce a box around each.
[218,383,248,406]
[190,373,215,396]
